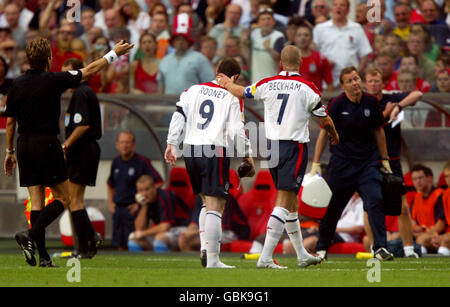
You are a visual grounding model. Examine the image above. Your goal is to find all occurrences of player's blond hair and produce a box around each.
[281,45,302,69]
[26,38,51,71]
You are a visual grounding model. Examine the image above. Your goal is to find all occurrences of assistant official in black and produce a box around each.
[364,67,423,258]
[4,38,133,267]
[62,58,103,258]
[311,66,395,261]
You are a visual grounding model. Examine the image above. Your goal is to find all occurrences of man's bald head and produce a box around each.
[281,45,302,70]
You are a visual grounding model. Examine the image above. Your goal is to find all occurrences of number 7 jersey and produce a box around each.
[244,71,326,142]
[173,80,250,155]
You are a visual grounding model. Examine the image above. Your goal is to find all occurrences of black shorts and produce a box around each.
[66,140,100,186]
[17,134,67,187]
[268,140,308,194]
[183,145,230,199]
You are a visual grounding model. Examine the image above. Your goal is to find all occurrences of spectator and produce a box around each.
[374,51,397,89]
[50,22,82,72]
[119,0,151,35]
[433,68,450,93]
[79,7,96,50]
[107,26,132,93]
[0,0,33,30]
[420,0,450,49]
[313,0,372,87]
[386,55,431,92]
[4,3,26,49]
[149,2,168,18]
[177,2,203,46]
[157,13,215,94]
[284,16,306,46]
[240,0,288,30]
[107,130,164,250]
[127,174,191,252]
[104,8,139,48]
[208,3,246,50]
[94,0,115,31]
[0,38,19,78]
[177,195,251,252]
[250,7,285,83]
[199,35,219,68]
[148,11,171,59]
[0,54,12,128]
[410,164,445,254]
[407,30,436,83]
[434,54,450,78]
[130,32,159,94]
[84,35,114,93]
[204,0,227,32]
[392,3,411,42]
[410,23,441,63]
[384,33,405,70]
[311,0,330,25]
[355,2,373,45]
[295,23,334,92]
[284,192,364,254]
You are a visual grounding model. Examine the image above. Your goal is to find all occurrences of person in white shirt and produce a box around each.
[217,45,339,269]
[313,0,372,87]
[250,8,285,83]
[165,57,253,269]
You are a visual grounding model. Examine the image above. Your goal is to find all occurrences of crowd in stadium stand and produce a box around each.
[0,0,448,95]
[0,0,449,256]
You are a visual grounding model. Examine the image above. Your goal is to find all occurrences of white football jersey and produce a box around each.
[244,71,326,142]
[168,80,251,156]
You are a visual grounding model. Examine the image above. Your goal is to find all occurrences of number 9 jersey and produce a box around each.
[167,80,251,157]
[244,71,326,142]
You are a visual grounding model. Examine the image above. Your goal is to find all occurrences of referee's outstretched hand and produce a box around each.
[113,40,135,57]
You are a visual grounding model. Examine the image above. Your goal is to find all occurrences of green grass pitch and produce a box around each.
[0,240,449,287]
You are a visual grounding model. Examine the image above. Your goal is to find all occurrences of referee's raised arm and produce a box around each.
[80,40,134,82]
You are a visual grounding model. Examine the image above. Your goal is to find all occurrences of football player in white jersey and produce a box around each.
[165,57,253,268]
[216,45,339,269]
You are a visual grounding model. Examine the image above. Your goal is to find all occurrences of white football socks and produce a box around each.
[199,205,206,252]
[285,211,311,260]
[205,210,223,267]
[260,206,289,262]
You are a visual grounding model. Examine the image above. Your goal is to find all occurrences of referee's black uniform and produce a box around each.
[65,82,102,186]
[5,69,82,186]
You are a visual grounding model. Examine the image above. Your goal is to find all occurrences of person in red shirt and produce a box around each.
[294,23,334,92]
[385,55,431,92]
[51,23,82,72]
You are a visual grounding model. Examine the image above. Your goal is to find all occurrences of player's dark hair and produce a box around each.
[137,174,155,185]
[26,38,51,71]
[411,164,433,177]
[62,58,84,70]
[217,57,241,78]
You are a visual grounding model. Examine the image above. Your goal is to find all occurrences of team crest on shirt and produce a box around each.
[364,108,371,117]
[128,168,135,176]
[309,63,316,73]
[73,113,82,124]
[64,113,70,127]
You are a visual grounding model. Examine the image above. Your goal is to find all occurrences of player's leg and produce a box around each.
[15,185,46,266]
[198,193,207,261]
[285,193,322,267]
[68,181,99,257]
[397,196,418,257]
[437,233,450,256]
[358,168,393,260]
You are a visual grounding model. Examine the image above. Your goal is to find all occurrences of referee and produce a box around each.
[4,38,133,267]
[62,58,103,259]
[311,66,394,261]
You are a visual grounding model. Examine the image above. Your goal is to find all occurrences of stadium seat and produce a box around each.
[237,170,277,240]
[167,167,196,210]
[437,172,448,189]
[328,242,366,254]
